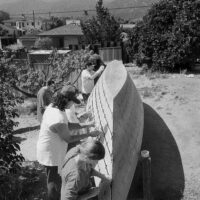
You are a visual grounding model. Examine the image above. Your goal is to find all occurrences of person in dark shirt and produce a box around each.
[61,138,111,200]
[37,80,55,123]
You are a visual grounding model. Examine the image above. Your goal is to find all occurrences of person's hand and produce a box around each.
[86,120,95,127]
[78,111,93,120]
[89,130,103,137]
[99,65,105,72]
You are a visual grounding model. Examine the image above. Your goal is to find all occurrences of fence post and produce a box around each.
[141,150,151,200]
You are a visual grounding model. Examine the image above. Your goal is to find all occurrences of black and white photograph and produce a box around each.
[0,0,200,199]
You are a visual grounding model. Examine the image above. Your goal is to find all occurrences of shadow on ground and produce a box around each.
[14,125,40,135]
[127,103,185,200]
[13,136,27,143]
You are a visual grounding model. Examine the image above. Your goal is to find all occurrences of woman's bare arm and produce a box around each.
[49,123,100,143]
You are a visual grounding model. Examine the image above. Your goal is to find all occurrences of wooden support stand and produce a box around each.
[141,150,151,200]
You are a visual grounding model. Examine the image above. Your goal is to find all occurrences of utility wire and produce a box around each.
[10,5,152,17]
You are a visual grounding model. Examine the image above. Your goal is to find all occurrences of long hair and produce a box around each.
[52,92,68,111]
[79,139,105,160]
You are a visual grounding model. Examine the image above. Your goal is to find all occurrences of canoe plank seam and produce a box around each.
[101,75,113,115]
[94,86,111,175]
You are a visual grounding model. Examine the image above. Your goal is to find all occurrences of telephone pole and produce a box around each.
[33,10,35,27]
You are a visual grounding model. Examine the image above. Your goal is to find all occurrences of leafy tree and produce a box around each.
[0,56,24,173]
[8,49,90,98]
[42,16,65,31]
[0,10,10,23]
[34,37,53,50]
[81,0,121,43]
[130,0,200,71]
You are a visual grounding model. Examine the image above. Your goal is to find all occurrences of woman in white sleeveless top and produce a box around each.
[37,84,99,200]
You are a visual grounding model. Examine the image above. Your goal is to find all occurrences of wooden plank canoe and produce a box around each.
[86,60,144,200]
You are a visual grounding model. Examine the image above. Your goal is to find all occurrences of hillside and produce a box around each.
[0,0,159,20]
[107,0,159,20]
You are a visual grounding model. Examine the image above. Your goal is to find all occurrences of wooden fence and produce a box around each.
[99,46,122,62]
[69,42,123,63]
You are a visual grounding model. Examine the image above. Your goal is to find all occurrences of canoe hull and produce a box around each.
[87,60,144,200]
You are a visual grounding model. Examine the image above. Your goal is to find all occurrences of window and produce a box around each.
[32,22,34,26]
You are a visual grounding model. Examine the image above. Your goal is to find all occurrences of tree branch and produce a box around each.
[12,84,37,98]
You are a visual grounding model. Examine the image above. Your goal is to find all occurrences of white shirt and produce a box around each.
[81,69,95,94]
[65,104,80,136]
[37,104,68,174]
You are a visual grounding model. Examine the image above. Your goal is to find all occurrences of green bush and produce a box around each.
[34,37,53,50]
[130,0,200,71]
[81,0,121,43]
[0,57,24,172]
[0,162,46,200]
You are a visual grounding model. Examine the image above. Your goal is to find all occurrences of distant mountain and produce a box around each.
[0,0,159,20]
[107,0,159,21]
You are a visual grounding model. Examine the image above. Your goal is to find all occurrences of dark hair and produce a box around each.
[86,62,93,67]
[79,139,105,160]
[52,92,68,111]
[47,80,55,86]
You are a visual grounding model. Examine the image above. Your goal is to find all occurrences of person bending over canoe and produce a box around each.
[37,84,100,200]
[61,138,111,200]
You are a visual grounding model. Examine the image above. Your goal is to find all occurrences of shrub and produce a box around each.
[0,57,24,172]
[81,0,121,43]
[34,37,53,50]
[130,0,200,71]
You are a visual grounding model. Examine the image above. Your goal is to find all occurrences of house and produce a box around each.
[120,24,136,30]
[38,24,83,49]
[0,24,21,37]
[17,34,38,49]
[66,19,80,25]
[17,29,42,49]
[3,17,43,33]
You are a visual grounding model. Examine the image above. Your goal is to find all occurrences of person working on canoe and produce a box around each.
[37,79,55,123]
[89,49,106,85]
[81,61,104,103]
[37,84,101,200]
[61,138,111,200]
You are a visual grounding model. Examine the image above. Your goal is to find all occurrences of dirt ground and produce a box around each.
[15,67,200,200]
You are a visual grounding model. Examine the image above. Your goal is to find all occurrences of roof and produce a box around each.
[120,24,136,29]
[29,50,71,55]
[19,35,38,39]
[28,50,71,64]
[0,24,17,31]
[38,24,83,36]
